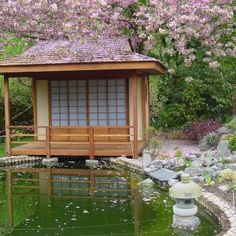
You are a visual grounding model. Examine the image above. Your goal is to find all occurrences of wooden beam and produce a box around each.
[132,75,138,158]
[0,61,166,75]
[4,76,11,156]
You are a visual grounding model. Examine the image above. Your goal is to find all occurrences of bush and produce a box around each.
[229,134,236,151]
[184,119,222,140]
[220,168,236,182]
[226,117,236,133]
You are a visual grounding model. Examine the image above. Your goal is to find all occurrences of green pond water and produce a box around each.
[0,162,221,236]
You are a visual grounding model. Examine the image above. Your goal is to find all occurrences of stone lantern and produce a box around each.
[169,173,202,230]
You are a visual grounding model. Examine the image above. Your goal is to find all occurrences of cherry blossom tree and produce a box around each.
[0,0,235,68]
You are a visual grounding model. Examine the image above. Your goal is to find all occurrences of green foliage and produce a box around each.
[203,173,214,186]
[174,148,183,158]
[150,58,234,130]
[229,134,236,152]
[226,117,236,133]
[0,37,33,130]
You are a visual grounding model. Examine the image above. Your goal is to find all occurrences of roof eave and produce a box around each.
[0,61,166,75]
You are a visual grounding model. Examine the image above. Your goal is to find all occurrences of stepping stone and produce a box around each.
[147,168,178,182]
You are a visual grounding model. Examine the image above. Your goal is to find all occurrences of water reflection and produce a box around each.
[0,166,221,236]
[4,167,145,235]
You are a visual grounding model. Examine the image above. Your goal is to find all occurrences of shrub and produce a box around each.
[220,168,236,182]
[184,119,222,140]
[226,117,236,133]
[229,134,236,151]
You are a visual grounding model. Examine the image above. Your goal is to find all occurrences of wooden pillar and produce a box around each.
[132,75,138,158]
[89,127,94,159]
[46,126,51,158]
[4,76,11,156]
[141,77,147,142]
[32,78,38,141]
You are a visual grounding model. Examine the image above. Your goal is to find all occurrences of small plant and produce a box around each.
[228,134,236,152]
[184,119,222,140]
[226,117,236,133]
[220,168,236,182]
[203,173,214,186]
[215,175,223,185]
[184,160,192,167]
[174,147,183,158]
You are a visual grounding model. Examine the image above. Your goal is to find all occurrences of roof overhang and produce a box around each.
[0,61,166,76]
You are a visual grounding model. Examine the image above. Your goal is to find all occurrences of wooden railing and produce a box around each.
[7,125,135,158]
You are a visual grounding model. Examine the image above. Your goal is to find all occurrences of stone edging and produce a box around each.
[110,156,236,236]
[0,156,42,167]
[197,191,236,236]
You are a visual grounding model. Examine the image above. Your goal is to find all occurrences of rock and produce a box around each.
[147,168,178,182]
[199,132,221,151]
[218,185,228,192]
[217,126,232,135]
[209,165,218,178]
[191,160,204,168]
[147,160,163,170]
[168,179,178,186]
[141,151,152,168]
[139,178,154,187]
[42,158,58,166]
[184,167,202,176]
[164,160,177,169]
[192,176,204,182]
[225,163,236,171]
[217,140,231,158]
[185,154,197,161]
[85,159,99,167]
[144,167,155,173]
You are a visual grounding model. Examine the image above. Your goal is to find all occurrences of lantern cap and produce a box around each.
[169,174,202,199]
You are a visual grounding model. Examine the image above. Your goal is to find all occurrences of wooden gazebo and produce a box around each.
[0,38,166,159]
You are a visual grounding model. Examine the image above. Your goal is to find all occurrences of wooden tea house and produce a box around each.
[0,38,166,158]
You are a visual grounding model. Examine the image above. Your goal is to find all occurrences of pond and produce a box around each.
[0,162,221,236]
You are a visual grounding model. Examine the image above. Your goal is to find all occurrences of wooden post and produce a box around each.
[89,127,94,159]
[132,75,138,158]
[4,76,11,156]
[141,77,147,142]
[46,126,51,158]
[32,78,38,141]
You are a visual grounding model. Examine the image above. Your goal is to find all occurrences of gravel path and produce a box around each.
[159,139,200,158]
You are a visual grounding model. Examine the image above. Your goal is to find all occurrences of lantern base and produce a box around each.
[172,214,200,230]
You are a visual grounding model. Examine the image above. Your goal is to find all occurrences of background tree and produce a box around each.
[0,0,235,130]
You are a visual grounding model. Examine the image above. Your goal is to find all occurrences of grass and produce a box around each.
[0,142,6,157]
[0,137,33,157]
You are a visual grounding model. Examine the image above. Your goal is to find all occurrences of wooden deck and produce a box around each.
[11,141,145,157]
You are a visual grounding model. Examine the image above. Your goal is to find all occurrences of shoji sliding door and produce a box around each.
[50,79,127,127]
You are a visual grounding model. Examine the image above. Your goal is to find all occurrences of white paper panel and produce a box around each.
[99,120,107,126]
[90,120,98,126]
[79,120,87,126]
[70,120,79,126]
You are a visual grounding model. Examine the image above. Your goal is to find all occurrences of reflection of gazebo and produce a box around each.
[5,167,142,234]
